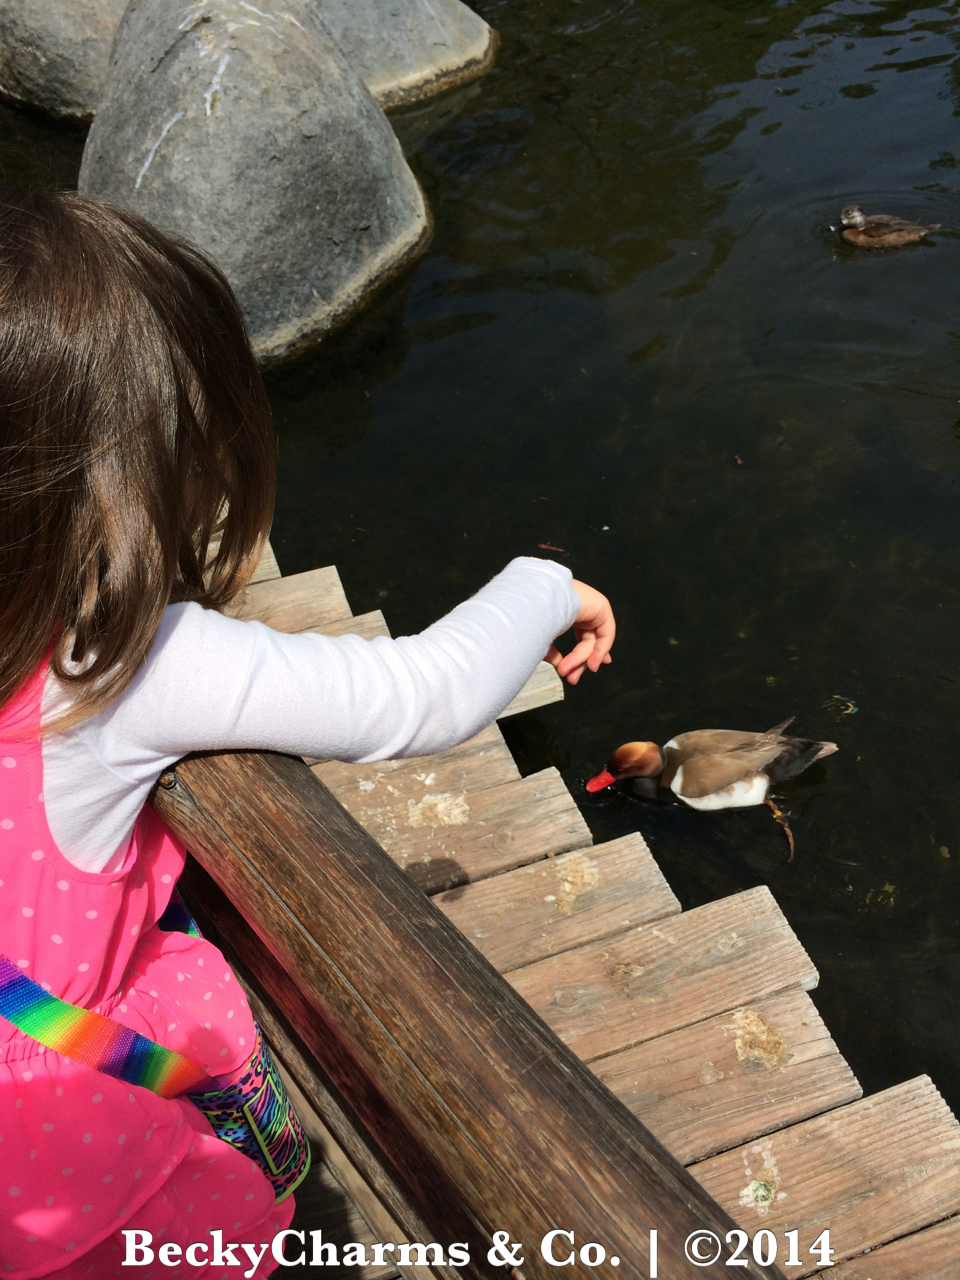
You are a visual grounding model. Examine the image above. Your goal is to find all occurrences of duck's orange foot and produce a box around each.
[765,797,795,862]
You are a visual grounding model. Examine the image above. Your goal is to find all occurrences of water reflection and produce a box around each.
[267,278,414,463]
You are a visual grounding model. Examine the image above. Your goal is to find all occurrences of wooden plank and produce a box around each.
[435,832,680,971]
[308,610,391,641]
[506,885,818,1062]
[249,537,282,584]
[593,988,861,1165]
[319,765,592,893]
[692,1077,960,1277]
[155,751,781,1280]
[498,661,563,718]
[313,722,519,796]
[277,1058,440,1280]
[829,1214,960,1279]
[290,1153,400,1280]
[226,565,352,630]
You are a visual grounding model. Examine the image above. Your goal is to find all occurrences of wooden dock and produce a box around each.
[229,544,960,1278]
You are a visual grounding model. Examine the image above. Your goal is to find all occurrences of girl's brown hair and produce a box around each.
[0,190,276,727]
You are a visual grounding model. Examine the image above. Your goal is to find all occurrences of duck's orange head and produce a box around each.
[585,741,664,792]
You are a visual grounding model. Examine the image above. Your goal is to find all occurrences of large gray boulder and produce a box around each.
[0,0,128,121]
[311,0,497,109]
[79,0,431,363]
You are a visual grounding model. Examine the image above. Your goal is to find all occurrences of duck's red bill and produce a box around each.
[585,769,616,792]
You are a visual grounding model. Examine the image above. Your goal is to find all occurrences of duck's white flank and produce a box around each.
[670,766,770,811]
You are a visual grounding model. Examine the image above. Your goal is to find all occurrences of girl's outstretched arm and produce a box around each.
[43,558,615,870]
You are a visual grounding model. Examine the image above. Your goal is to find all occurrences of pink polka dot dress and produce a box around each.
[0,663,294,1278]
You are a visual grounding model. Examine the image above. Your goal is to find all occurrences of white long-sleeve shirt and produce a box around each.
[40,557,580,872]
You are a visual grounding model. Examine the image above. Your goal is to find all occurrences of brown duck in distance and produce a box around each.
[586,718,838,810]
[839,204,940,248]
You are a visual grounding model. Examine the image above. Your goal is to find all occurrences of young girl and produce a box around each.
[0,191,615,1279]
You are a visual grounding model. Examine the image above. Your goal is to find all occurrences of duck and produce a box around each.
[838,205,940,248]
[585,718,837,810]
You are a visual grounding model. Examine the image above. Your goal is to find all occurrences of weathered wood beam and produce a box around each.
[177,857,461,1280]
[152,748,782,1280]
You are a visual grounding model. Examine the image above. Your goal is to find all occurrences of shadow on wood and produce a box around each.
[151,748,784,1280]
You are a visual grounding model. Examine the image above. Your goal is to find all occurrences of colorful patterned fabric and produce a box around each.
[191,1023,311,1202]
[0,952,212,1097]
[1,906,309,1202]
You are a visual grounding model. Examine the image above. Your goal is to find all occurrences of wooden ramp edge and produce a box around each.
[693,1076,960,1278]
[229,544,960,1275]
[829,1212,960,1279]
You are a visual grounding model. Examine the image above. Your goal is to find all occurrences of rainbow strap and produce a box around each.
[0,953,212,1098]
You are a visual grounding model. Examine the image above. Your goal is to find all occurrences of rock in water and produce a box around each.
[0,0,127,121]
[79,0,431,362]
[311,0,497,109]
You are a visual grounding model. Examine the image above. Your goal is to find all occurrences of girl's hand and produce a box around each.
[545,580,615,686]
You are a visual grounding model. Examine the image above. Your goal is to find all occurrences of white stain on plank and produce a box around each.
[406,792,470,828]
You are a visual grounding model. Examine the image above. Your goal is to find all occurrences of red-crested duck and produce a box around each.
[586,718,837,810]
[839,205,940,248]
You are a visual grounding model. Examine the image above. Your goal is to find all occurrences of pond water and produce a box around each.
[4,0,959,1114]
[269,0,960,1113]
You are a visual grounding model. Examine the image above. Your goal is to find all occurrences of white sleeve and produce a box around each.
[42,557,580,870]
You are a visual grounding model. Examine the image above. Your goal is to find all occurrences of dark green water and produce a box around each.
[269,0,960,1113]
[3,0,958,1113]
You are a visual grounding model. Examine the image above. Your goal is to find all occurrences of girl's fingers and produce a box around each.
[543,643,563,670]
[569,581,616,658]
[546,640,604,684]
[556,633,597,679]
[584,613,615,661]
[544,581,616,685]
[585,637,610,673]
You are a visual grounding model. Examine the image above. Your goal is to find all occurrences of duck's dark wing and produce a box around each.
[764,738,838,783]
[861,215,925,237]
